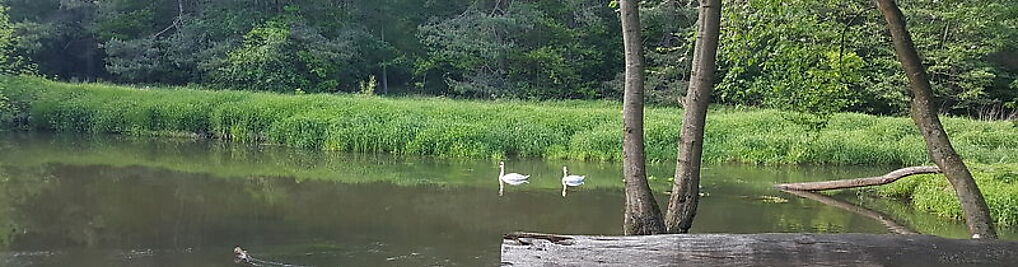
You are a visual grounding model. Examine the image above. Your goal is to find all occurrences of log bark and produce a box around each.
[774,166,940,191]
[619,0,666,235]
[665,0,722,234]
[874,0,997,239]
[781,190,918,235]
[501,232,1018,267]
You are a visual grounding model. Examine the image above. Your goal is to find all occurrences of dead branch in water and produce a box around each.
[774,166,940,191]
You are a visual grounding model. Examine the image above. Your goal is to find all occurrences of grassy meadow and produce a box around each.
[2,76,1016,166]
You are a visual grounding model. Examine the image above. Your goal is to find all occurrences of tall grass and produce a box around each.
[2,75,1017,165]
[877,163,1018,226]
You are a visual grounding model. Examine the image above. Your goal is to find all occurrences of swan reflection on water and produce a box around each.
[561,166,585,197]
[498,161,529,196]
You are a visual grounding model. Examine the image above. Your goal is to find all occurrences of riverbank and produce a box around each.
[2,76,1016,165]
[876,163,1018,227]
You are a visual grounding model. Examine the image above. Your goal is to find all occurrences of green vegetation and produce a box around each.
[0,0,1014,241]
[3,76,1016,166]
[2,0,1015,116]
[0,2,15,74]
[716,0,1018,117]
[877,164,1018,226]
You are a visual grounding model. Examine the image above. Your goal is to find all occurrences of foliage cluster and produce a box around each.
[0,3,23,123]
[4,76,1016,166]
[715,0,1018,117]
[1,0,1014,116]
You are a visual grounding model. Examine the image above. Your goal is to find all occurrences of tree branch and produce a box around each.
[774,166,941,191]
[153,0,184,38]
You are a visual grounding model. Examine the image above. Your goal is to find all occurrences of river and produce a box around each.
[0,133,1012,266]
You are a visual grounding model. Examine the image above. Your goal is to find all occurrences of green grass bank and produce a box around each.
[876,163,1018,226]
[1,76,1016,165]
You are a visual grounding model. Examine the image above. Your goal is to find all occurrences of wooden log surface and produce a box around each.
[774,166,941,191]
[501,232,1018,267]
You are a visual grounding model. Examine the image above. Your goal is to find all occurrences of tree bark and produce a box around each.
[774,166,941,191]
[501,232,1018,267]
[874,0,997,239]
[619,0,665,235]
[664,0,722,234]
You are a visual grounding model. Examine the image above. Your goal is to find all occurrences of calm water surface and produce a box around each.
[0,133,1013,266]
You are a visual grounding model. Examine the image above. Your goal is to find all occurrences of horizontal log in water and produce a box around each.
[774,166,941,191]
[501,232,1018,267]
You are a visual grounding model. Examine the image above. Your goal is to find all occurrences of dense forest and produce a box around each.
[0,0,1016,116]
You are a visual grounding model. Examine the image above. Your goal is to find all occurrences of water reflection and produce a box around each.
[0,132,1012,266]
[781,190,917,235]
[496,161,530,197]
[560,166,586,197]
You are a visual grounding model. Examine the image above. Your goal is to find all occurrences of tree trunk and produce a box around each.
[380,29,389,95]
[619,0,665,235]
[774,166,940,191]
[874,0,997,239]
[664,0,722,234]
[381,65,389,94]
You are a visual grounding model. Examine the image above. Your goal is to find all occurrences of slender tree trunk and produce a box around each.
[381,65,389,94]
[380,29,389,94]
[664,0,722,234]
[619,0,665,235]
[874,0,997,239]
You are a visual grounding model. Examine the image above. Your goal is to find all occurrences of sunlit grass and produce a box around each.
[876,163,1018,226]
[2,75,1016,166]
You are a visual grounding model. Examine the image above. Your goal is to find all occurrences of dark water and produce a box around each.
[0,133,1012,266]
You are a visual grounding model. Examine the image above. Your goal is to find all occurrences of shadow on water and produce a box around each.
[0,132,1013,266]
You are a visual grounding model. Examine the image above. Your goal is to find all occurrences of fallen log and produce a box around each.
[781,189,917,235]
[500,232,1018,267]
[774,166,940,191]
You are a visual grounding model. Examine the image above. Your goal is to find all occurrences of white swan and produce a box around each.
[498,161,530,196]
[561,166,585,197]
